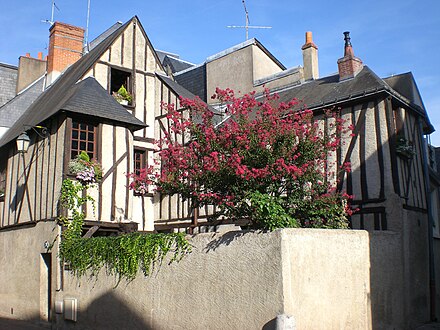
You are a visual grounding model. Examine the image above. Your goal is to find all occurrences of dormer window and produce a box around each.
[71,121,97,160]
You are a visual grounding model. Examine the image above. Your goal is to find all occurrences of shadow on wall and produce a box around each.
[60,291,154,330]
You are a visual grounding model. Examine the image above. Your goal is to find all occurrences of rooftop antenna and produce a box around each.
[41,0,60,25]
[84,0,91,52]
[227,0,272,40]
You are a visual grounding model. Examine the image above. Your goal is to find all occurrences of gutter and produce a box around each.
[418,118,436,322]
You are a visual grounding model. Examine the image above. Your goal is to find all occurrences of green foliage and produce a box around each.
[60,232,191,281]
[58,178,191,282]
[113,85,133,103]
[248,191,299,231]
[68,152,102,184]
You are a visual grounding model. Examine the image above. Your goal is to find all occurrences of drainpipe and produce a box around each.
[418,118,436,321]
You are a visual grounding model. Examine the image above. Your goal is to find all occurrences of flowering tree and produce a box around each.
[129,88,353,230]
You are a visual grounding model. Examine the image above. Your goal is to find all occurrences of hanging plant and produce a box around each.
[396,136,415,159]
[57,174,191,283]
[69,151,103,185]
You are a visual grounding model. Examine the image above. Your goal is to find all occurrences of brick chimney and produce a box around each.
[302,31,319,80]
[337,31,363,81]
[16,53,47,93]
[47,22,84,84]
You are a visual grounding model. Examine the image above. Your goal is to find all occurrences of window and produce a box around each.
[0,156,6,201]
[71,121,96,160]
[111,68,131,95]
[134,149,146,175]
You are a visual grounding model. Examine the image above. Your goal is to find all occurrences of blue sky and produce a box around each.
[1,0,439,144]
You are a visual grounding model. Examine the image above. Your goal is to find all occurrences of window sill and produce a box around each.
[134,192,154,198]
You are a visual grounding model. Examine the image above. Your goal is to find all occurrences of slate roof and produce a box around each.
[0,16,148,148]
[61,77,145,129]
[383,72,425,110]
[87,21,123,51]
[156,50,180,64]
[157,73,202,101]
[0,63,18,107]
[156,73,223,125]
[174,63,207,102]
[162,55,194,74]
[266,66,433,133]
[0,75,45,128]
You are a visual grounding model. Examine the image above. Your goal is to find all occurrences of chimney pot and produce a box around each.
[305,31,313,45]
[337,31,363,81]
[26,53,30,58]
[38,52,43,60]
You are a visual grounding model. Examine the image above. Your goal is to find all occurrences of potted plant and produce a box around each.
[68,151,103,186]
[396,136,415,160]
[112,85,133,105]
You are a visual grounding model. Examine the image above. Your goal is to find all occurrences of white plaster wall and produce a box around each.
[100,124,114,221]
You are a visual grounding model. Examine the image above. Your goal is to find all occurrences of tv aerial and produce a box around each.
[227,0,272,40]
[41,0,60,25]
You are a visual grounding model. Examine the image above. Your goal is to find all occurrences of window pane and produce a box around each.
[71,121,96,160]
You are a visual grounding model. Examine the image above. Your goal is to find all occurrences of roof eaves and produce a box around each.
[173,62,206,76]
[206,38,257,63]
[254,66,302,86]
[254,39,286,70]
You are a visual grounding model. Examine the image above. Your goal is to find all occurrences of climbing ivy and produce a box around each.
[58,178,191,282]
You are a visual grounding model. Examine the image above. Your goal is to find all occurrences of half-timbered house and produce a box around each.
[0,17,205,234]
[157,31,440,326]
[0,15,438,328]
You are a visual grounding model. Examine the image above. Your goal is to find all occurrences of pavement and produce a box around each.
[0,318,50,330]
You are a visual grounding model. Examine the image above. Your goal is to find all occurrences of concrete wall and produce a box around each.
[1,223,434,329]
[0,222,60,324]
[206,46,254,102]
[16,57,46,94]
[53,229,370,329]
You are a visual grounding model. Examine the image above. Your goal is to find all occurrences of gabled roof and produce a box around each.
[268,66,433,133]
[205,38,286,70]
[383,72,425,110]
[0,16,150,148]
[87,21,123,51]
[60,77,145,129]
[0,63,18,107]
[0,75,45,128]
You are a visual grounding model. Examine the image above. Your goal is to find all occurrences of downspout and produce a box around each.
[418,117,436,321]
